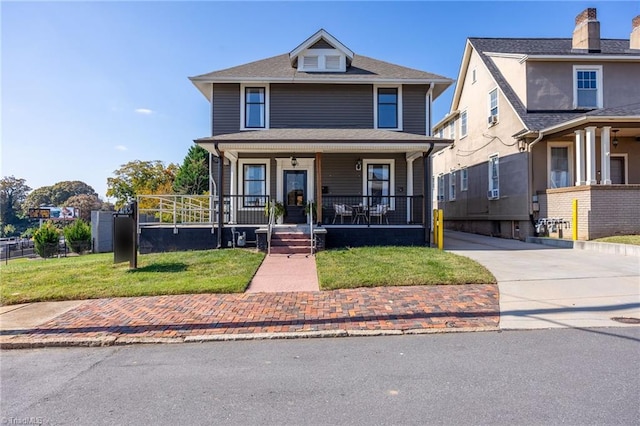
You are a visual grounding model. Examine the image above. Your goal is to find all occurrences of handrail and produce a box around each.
[266,200,275,256]
[308,200,314,256]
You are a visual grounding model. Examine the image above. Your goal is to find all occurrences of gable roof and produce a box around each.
[288,29,354,67]
[189,31,453,101]
[445,37,639,134]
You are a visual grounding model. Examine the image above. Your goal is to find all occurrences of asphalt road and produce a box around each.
[2,328,639,425]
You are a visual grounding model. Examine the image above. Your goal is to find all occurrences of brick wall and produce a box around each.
[538,185,640,240]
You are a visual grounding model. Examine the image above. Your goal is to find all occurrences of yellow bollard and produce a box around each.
[433,209,438,246]
[438,209,444,250]
[572,199,578,241]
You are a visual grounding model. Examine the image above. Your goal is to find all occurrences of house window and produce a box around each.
[461,168,468,191]
[488,154,499,199]
[378,88,398,129]
[438,128,443,138]
[489,89,498,123]
[240,85,269,130]
[472,68,477,84]
[437,174,445,201]
[449,120,456,140]
[547,143,573,188]
[574,66,603,109]
[325,55,341,70]
[363,159,395,208]
[449,171,457,201]
[374,86,402,130]
[241,162,268,207]
[460,110,468,138]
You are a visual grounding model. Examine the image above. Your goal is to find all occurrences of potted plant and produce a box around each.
[264,200,285,221]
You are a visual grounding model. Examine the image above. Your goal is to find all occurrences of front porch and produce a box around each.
[537,185,640,240]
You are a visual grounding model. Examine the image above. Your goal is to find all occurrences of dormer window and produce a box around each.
[297,49,346,72]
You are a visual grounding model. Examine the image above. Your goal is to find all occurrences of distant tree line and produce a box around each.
[1,145,211,237]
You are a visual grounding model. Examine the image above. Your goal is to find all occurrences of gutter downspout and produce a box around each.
[424,143,435,246]
[213,142,224,249]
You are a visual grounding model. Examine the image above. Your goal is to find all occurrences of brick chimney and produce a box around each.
[572,8,600,52]
[631,15,640,50]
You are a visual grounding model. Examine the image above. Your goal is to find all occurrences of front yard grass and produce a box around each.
[592,235,640,246]
[0,249,265,306]
[316,246,496,290]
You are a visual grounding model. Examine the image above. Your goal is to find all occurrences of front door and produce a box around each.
[284,170,306,224]
[611,157,626,184]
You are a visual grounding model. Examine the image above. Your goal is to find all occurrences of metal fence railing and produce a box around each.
[320,195,424,226]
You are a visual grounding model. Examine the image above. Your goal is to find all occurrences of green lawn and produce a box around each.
[0,249,265,306]
[592,235,640,246]
[316,246,496,290]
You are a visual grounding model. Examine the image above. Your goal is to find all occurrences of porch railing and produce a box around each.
[320,195,424,226]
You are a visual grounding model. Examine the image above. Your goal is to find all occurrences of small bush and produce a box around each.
[33,222,60,258]
[64,219,92,254]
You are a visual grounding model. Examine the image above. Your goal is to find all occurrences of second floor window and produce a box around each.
[377,88,398,129]
[489,89,498,120]
[460,111,468,138]
[574,66,602,109]
[449,120,456,139]
[245,87,265,128]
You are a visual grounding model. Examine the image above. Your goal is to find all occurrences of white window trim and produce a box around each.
[238,159,270,210]
[374,85,403,131]
[460,168,468,191]
[362,159,396,209]
[573,65,603,109]
[610,153,628,184]
[488,153,499,198]
[488,88,499,126]
[449,170,457,201]
[460,110,468,139]
[240,83,270,131]
[547,142,574,189]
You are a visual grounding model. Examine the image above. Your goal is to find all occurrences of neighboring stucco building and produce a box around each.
[432,9,640,241]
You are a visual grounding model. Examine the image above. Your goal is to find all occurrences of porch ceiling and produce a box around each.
[195,128,452,154]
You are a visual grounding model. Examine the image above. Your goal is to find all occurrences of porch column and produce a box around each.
[315,153,322,224]
[406,153,421,224]
[574,130,585,186]
[585,126,597,185]
[226,153,238,223]
[600,126,611,185]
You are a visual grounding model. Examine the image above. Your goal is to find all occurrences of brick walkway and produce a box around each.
[2,285,498,343]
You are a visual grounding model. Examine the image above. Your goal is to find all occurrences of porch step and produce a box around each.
[269,232,312,255]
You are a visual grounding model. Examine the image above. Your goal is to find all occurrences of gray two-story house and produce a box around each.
[432,9,640,241]
[158,29,453,253]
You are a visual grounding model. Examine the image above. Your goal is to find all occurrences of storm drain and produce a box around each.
[611,317,640,325]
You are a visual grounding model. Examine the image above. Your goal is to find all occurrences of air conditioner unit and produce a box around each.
[487,115,498,126]
[487,189,499,199]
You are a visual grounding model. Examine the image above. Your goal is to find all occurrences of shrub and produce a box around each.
[33,222,60,258]
[64,219,92,254]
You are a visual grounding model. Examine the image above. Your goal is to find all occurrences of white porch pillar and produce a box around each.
[226,152,238,223]
[574,130,585,186]
[585,126,597,185]
[406,153,421,224]
[600,126,611,184]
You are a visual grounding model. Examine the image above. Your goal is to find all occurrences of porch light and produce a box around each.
[612,130,619,148]
[291,156,298,167]
[355,159,362,171]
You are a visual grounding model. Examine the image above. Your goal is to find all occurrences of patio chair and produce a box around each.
[369,204,389,224]
[332,203,353,224]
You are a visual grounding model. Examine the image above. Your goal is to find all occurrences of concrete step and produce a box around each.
[271,232,309,240]
[269,245,312,255]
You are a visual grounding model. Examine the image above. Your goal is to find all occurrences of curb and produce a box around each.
[0,326,500,350]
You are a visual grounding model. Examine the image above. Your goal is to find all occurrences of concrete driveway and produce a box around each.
[444,231,640,330]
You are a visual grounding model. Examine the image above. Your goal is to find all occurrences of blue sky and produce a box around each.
[2,1,639,201]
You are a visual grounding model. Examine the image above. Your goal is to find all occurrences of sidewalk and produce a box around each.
[0,284,499,349]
